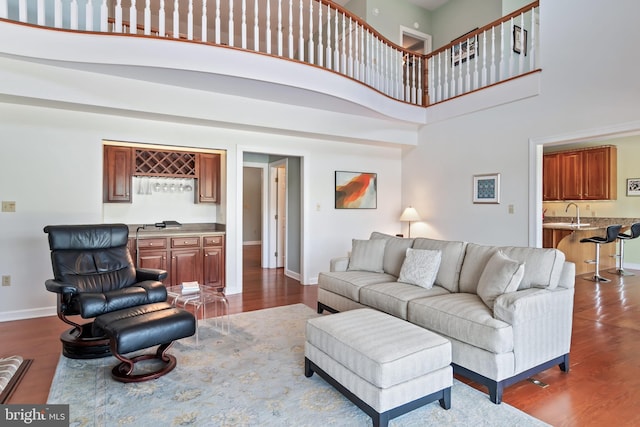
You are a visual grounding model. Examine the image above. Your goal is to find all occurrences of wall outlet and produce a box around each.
[1,275,10,286]
[1,201,16,212]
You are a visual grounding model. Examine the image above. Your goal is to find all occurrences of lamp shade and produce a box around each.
[399,206,421,222]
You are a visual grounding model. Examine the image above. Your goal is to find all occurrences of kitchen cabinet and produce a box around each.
[543,153,560,201]
[103,145,133,203]
[544,145,617,201]
[196,153,221,203]
[134,233,225,290]
[203,235,225,290]
[542,228,573,249]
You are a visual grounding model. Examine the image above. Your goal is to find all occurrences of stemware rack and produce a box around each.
[134,149,197,177]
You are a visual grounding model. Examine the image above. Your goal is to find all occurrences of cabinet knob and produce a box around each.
[184,241,189,244]
[149,243,153,246]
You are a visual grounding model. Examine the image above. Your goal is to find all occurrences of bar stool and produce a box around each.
[580,224,621,282]
[610,223,640,276]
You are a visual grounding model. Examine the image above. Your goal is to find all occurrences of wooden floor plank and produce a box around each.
[2,244,639,426]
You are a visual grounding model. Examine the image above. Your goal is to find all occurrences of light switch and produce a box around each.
[508,204,515,214]
[1,201,16,212]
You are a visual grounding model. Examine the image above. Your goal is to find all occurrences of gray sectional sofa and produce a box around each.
[317,232,575,403]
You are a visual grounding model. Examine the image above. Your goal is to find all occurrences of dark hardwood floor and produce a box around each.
[2,244,639,426]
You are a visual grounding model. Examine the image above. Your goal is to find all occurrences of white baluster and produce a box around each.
[298,0,303,61]
[266,0,272,54]
[115,0,122,33]
[348,17,353,78]
[288,0,293,59]
[443,49,449,100]
[188,0,194,40]
[308,0,314,64]
[100,0,108,32]
[354,24,359,81]
[70,0,78,30]
[159,0,166,37]
[499,21,505,80]
[54,0,62,28]
[481,30,487,86]
[508,18,514,78]
[325,4,332,69]
[530,7,536,70]
[36,0,44,25]
[465,38,471,92]
[518,12,525,73]
[228,0,234,46]
[85,0,93,31]
[416,55,422,104]
[435,53,442,102]
[129,0,137,34]
[277,0,283,56]
[17,0,26,22]
[254,0,259,51]
[341,12,346,73]
[144,0,151,35]
[333,9,339,71]
[173,0,179,39]
[0,0,7,20]
[241,0,246,49]
[473,36,479,89]
[202,0,208,42]
[215,0,220,43]
[490,26,496,84]
[317,2,323,67]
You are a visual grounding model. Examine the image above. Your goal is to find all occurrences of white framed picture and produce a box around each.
[473,173,500,204]
[627,178,640,196]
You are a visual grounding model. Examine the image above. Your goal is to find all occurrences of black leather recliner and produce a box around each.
[44,223,168,359]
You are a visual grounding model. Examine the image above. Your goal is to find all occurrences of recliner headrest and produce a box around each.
[44,224,129,250]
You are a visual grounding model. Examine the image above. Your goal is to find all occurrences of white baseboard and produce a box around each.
[284,269,300,281]
[243,241,261,246]
[0,306,57,323]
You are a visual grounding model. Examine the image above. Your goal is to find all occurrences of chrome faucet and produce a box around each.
[565,202,580,225]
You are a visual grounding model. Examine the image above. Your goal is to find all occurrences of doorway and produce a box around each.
[400,26,432,54]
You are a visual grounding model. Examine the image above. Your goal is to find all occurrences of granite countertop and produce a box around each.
[543,217,640,230]
[128,222,225,238]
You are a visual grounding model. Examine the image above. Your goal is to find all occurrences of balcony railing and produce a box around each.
[0,0,539,107]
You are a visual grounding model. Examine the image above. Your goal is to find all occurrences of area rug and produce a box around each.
[48,304,548,426]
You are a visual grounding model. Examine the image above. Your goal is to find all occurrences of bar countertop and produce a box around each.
[128,222,225,238]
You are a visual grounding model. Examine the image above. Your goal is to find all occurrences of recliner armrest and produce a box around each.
[45,278,78,295]
[136,268,168,282]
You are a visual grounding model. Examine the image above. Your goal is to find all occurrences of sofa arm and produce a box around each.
[330,257,350,272]
[494,287,574,373]
[557,261,576,289]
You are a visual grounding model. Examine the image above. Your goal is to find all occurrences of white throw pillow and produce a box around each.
[477,250,525,310]
[347,239,386,273]
[397,248,442,289]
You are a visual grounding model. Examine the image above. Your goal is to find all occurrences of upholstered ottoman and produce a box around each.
[93,302,196,382]
[305,308,452,427]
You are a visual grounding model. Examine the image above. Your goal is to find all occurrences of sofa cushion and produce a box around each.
[411,238,467,293]
[477,251,525,310]
[370,232,414,277]
[397,248,442,289]
[360,282,450,319]
[318,271,397,302]
[460,243,565,293]
[407,293,514,354]
[347,239,386,273]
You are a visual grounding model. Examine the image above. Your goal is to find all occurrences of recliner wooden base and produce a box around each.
[60,323,111,359]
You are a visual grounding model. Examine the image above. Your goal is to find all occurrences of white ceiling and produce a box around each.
[406,0,450,11]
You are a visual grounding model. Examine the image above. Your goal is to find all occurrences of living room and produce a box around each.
[1,0,639,425]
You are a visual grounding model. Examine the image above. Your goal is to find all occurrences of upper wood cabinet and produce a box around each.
[196,153,221,204]
[103,145,133,203]
[544,145,617,201]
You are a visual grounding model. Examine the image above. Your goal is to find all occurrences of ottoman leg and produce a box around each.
[439,387,451,410]
[304,357,314,378]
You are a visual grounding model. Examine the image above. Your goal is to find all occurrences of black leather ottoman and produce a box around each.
[93,302,196,382]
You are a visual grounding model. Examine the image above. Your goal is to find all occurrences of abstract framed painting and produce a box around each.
[473,173,500,204]
[335,171,377,209]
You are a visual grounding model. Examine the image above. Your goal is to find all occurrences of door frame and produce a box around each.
[243,162,269,268]
[268,158,288,269]
[399,25,433,54]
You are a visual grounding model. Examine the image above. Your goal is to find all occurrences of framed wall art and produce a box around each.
[451,29,478,66]
[627,178,640,196]
[513,25,528,55]
[335,171,377,209]
[473,173,500,204]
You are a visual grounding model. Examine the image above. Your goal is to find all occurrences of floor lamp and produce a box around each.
[400,207,421,238]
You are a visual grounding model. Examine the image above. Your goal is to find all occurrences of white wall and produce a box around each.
[403,0,640,246]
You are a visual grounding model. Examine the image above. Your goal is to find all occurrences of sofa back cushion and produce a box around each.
[411,238,467,293]
[370,232,414,277]
[347,239,386,273]
[459,243,566,293]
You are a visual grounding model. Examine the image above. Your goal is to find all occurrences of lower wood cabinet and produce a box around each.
[131,234,225,290]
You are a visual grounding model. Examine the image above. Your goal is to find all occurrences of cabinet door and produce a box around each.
[196,153,220,203]
[543,153,560,201]
[103,145,133,203]
[583,147,615,200]
[542,228,555,248]
[138,249,169,284]
[203,247,225,291]
[171,248,202,286]
[560,151,583,200]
